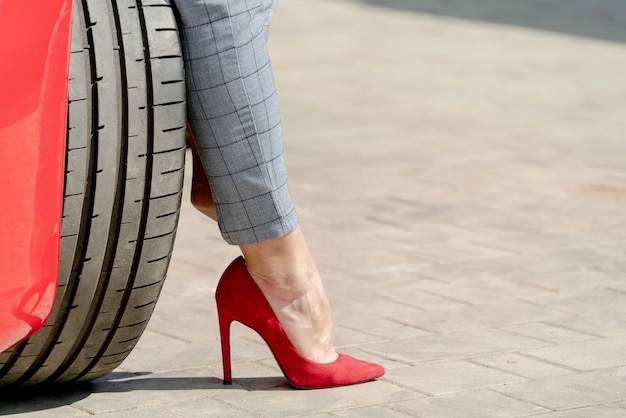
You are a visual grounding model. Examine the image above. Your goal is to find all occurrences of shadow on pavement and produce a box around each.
[352,0,626,44]
[0,373,291,415]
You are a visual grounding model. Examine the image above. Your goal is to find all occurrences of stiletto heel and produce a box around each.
[215,257,385,389]
[217,308,234,385]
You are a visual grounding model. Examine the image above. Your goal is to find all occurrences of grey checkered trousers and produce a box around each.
[172,0,299,245]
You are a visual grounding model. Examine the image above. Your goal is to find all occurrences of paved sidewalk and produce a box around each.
[4,0,626,416]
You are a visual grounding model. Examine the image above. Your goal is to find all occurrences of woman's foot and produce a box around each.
[240,227,338,363]
[187,125,218,221]
[216,255,384,388]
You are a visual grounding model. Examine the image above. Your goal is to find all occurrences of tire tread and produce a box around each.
[0,0,185,388]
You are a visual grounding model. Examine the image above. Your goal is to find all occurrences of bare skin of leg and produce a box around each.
[187,125,218,222]
[241,227,339,364]
[188,131,337,363]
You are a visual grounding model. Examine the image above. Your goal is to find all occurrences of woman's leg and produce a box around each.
[175,0,298,245]
[241,227,338,363]
[186,0,277,222]
[187,125,217,221]
[173,0,338,362]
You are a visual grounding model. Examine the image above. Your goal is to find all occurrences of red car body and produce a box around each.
[0,0,73,352]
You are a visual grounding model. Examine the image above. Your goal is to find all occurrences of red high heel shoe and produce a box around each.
[215,257,385,389]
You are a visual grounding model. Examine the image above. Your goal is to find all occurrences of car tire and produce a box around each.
[0,0,186,387]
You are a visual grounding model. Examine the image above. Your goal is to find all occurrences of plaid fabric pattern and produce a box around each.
[173,0,298,245]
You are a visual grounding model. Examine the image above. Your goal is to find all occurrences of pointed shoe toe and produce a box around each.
[216,257,385,389]
[286,353,385,389]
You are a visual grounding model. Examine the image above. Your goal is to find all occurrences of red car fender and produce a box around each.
[0,0,73,352]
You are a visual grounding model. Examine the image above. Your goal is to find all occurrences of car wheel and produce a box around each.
[0,0,186,387]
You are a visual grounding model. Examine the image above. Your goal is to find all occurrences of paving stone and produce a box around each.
[132,327,194,351]
[383,222,477,248]
[363,329,547,364]
[404,240,516,265]
[143,291,219,345]
[338,317,432,341]
[311,235,429,274]
[595,262,626,278]
[327,293,424,324]
[87,407,177,418]
[228,335,279,362]
[377,285,470,312]
[531,403,626,417]
[493,366,626,410]
[331,323,389,347]
[0,396,88,417]
[450,224,545,252]
[471,354,573,379]
[411,276,546,306]
[118,340,221,374]
[521,335,626,371]
[330,405,412,417]
[548,313,626,338]
[298,415,335,418]
[397,299,563,334]
[323,264,433,299]
[384,361,525,396]
[160,397,255,417]
[508,268,623,292]
[500,322,598,345]
[214,380,421,417]
[127,320,281,372]
[388,389,549,417]
[496,248,626,276]
[519,287,626,316]
[416,260,520,284]
[51,369,223,414]
[217,360,289,391]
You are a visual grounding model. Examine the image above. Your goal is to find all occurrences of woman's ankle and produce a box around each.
[239,227,339,363]
[190,178,218,221]
[187,124,218,221]
[241,227,316,298]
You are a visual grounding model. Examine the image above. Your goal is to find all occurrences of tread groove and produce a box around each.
[50,0,130,384]
[1,0,185,389]
[72,0,157,382]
